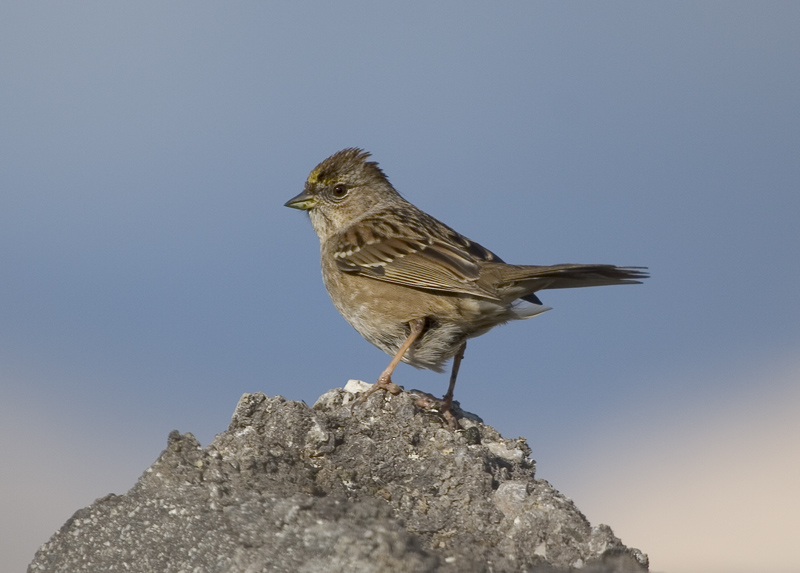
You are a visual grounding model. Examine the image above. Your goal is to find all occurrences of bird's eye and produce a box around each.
[332,184,348,198]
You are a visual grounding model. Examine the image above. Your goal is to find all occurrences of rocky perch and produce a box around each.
[29,382,648,572]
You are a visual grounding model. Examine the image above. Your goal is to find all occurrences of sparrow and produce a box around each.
[285,148,647,425]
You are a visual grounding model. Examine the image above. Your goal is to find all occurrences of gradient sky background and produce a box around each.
[2,3,799,572]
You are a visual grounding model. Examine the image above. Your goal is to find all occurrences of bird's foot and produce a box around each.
[356,376,403,405]
[411,391,461,429]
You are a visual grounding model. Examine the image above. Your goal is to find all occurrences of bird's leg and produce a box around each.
[359,318,425,402]
[440,341,466,427]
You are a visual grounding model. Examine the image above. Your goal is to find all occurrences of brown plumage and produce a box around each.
[285,148,647,425]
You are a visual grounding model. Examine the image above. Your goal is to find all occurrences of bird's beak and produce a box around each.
[284,190,317,211]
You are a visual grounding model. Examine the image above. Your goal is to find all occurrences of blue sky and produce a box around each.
[2,3,799,572]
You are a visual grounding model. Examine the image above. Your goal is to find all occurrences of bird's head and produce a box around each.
[285,148,402,240]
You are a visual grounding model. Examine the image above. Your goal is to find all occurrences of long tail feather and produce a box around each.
[499,264,648,291]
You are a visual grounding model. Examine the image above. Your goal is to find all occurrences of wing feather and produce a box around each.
[332,212,502,299]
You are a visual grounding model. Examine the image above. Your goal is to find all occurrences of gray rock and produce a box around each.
[29,386,649,573]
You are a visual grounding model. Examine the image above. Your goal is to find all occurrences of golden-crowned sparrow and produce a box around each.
[285,148,647,424]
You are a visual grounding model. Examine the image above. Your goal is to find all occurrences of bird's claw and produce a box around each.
[354,377,403,406]
[411,391,461,429]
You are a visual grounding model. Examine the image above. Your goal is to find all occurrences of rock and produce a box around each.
[29,386,649,573]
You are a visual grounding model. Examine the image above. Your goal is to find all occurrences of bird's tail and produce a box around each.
[497,264,648,292]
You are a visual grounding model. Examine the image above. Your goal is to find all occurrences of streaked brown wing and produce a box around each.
[333,232,502,299]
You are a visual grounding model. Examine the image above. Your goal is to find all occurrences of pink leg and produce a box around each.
[359,318,425,402]
[440,341,466,427]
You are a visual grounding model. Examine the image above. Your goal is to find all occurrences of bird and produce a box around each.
[285,148,647,425]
